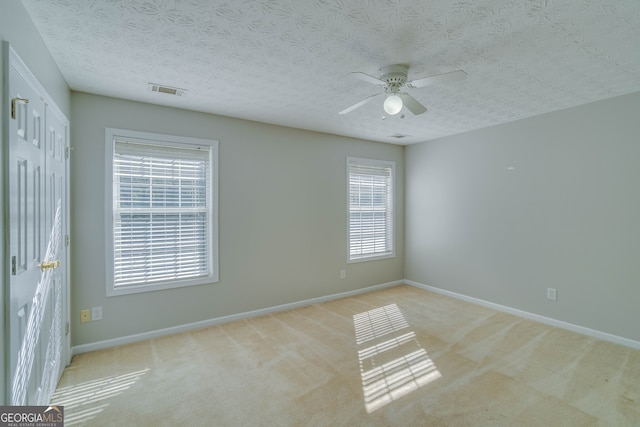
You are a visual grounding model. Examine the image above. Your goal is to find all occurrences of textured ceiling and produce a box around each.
[20,0,640,144]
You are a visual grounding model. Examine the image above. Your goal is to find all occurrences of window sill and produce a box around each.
[348,253,395,264]
[107,275,218,297]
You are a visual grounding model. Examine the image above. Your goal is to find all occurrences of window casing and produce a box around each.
[347,157,395,262]
[105,128,218,296]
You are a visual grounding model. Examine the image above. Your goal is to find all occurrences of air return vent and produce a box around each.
[148,83,185,96]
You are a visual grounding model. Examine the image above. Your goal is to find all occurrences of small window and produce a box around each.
[347,157,395,262]
[105,128,218,296]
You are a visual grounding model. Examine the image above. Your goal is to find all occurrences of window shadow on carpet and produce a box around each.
[354,303,441,413]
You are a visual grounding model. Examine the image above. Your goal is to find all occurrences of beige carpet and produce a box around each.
[52,285,640,426]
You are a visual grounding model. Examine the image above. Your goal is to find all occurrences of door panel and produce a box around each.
[39,104,69,404]
[8,64,46,405]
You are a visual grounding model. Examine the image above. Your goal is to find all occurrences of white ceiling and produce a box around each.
[20,0,640,145]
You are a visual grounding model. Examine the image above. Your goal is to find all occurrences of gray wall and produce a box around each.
[405,92,640,342]
[1,0,70,404]
[71,92,404,347]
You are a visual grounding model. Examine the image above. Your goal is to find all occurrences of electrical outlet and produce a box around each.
[92,306,103,321]
[547,288,557,301]
[80,309,91,323]
[340,269,346,279]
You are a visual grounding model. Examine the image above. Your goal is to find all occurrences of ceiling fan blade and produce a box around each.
[407,70,467,89]
[351,71,386,86]
[339,93,383,115]
[400,93,427,115]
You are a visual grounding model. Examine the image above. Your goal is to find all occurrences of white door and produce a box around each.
[6,45,70,406]
[41,98,71,403]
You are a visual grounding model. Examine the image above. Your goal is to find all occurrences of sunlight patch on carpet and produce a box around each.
[51,368,149,425]
[354,304,441,413]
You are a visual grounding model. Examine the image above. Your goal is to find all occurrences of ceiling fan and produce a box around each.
[339,64,467,116]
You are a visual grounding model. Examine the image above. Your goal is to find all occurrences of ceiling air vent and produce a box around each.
[389,134,409,139]
[148,83,185,96]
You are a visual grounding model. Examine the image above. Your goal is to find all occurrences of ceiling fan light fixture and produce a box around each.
[383,94,403,115]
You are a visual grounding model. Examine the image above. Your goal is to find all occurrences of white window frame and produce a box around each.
[105,128,219,296]
[347,157,395,263]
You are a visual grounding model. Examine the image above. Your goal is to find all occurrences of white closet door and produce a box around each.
[5,44,70,406]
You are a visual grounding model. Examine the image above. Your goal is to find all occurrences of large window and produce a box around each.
[105,128,218,296]
[348,157,395,262]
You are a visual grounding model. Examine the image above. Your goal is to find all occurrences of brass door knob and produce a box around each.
[40,260,61,271]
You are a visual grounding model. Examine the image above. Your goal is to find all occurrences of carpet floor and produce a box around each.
[52,285,640,426]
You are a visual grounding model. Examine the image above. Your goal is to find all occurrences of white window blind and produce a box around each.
[348,158,394,261]
[106,128,218,295]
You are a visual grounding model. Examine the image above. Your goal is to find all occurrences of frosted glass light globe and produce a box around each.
[383,94,403,115]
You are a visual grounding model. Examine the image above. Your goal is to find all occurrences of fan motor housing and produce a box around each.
[380,64,409,88]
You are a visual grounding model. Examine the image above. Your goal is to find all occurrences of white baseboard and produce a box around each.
[405,280,640,350]
[72,280,403,356]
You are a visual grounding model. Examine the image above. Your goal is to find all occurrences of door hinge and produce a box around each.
[65,234,70,247]
[65,322,70,336]
[11,97,29,119]
[12,256,17,275]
